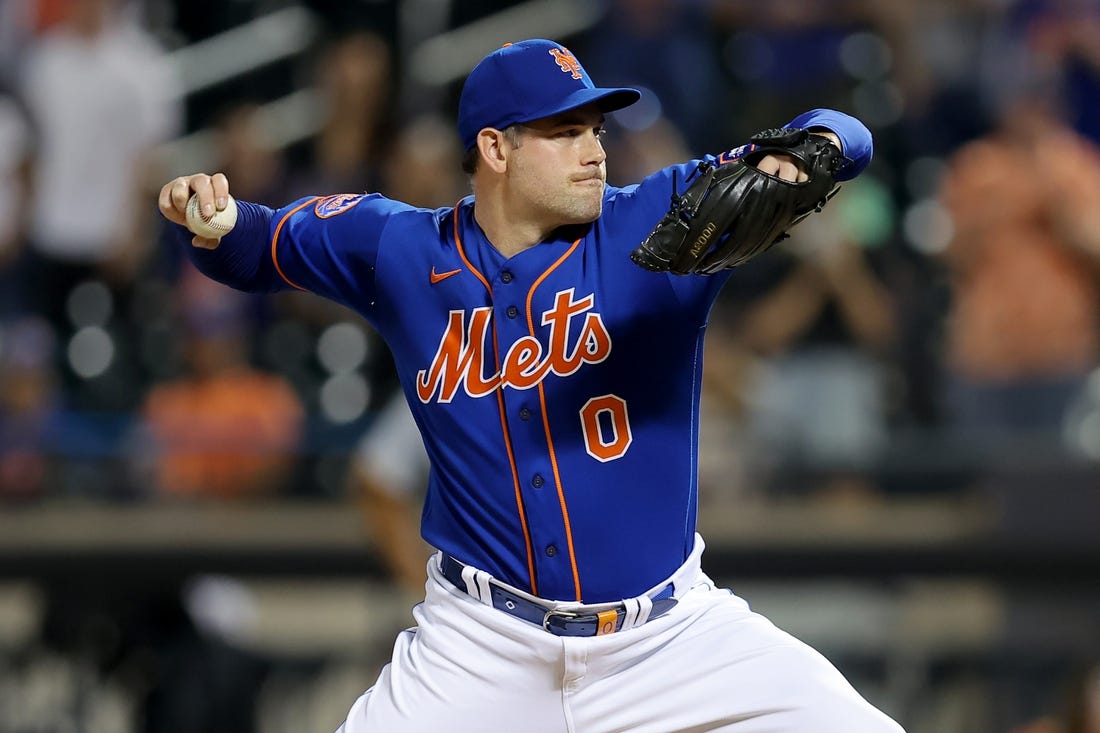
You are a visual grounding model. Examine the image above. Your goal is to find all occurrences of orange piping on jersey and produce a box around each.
[270,197,320,291]
[452,204,492,292]
[452,205,538,594]
[526,237,584,601]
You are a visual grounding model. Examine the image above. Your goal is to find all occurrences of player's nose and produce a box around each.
[581,130,606,166]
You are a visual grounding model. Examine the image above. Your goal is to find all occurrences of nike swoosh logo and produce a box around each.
[430,266,462,284]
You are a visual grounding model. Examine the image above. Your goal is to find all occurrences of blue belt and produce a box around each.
[439,554,678,637]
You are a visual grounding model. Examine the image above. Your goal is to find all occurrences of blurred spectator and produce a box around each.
[380,113,466,209]
[0,316,62,500]
[348,393,432,598]
[0,89,31,316]
[937,84,1100,442]
[603,115,693,187]
[301,0,398,40]
[709,0,877,135]
[1012,719,1064,733]
[136,266,304,499]
[1066,662,1100,733]
[20,574,268,733]
[726,176,898,499]
[0,0,36,84]
[868,0,1007,155]
[1011,660,1100,733]
[577,0,728,153]
[1004,0,1100,146]
[208,102,289,208]
[16,0,181,410]
[18,0,181,291]
[283,30,395,201]
[696,316,757,509]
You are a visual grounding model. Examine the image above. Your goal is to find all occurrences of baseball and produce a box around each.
[185,193,238,239]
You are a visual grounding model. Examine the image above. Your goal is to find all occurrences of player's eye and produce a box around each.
[551,124,605,139]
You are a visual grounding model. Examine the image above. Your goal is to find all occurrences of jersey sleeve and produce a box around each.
[266,193,413,311]
[182,192,410,314]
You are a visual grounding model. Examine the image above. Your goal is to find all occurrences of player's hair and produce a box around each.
[461,126,523,175]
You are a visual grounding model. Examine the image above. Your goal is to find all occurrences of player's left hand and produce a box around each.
[753,131,841,183]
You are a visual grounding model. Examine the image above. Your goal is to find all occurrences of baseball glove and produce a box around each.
[630,128,844,275]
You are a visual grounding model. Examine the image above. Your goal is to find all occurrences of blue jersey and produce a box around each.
[184,109,872,603]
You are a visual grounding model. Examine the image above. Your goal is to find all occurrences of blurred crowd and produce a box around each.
[1,0,1100,731]
[2,0,1100,508]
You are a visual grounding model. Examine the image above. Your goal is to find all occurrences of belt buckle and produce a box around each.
[542,608,580,633]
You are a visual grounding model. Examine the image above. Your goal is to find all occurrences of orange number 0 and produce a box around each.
[579,394,632,462]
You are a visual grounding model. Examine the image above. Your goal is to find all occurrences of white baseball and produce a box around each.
[185,193,238,239]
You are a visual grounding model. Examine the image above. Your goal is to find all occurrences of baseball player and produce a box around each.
[159,39,903,733]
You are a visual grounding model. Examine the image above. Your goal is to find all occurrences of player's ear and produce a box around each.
[476,128,509,174]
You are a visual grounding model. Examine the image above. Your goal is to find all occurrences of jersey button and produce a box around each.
[545,545,557,557]
[501,270,514,283]
[506,305,519,318]
[532,474,544,488]
[519,407,532,421]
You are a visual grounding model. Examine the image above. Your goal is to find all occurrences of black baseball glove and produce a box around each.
[630,128,844,275]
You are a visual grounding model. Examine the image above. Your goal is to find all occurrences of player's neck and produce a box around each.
[472,198,549,259]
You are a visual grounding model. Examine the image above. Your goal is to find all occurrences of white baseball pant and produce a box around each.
[337,536,905,732]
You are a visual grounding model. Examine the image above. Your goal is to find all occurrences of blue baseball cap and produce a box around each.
[458,39,641,151]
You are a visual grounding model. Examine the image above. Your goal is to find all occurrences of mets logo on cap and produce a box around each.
[549,47,583,79]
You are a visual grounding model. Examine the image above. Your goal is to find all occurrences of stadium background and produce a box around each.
[0,0,1099,731]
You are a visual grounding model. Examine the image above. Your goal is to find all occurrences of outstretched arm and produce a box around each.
[632,110,867,276]
[158,171,289,294]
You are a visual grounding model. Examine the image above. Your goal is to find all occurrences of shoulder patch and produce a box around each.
[314,193,366,218]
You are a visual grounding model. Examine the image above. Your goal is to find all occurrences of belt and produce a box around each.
[439,554,678,637]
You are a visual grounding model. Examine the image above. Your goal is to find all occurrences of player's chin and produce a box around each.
[568,204,602,225]
[568,191,604,223]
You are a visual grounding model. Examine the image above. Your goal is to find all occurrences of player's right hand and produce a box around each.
[157,172,231,249]
[751,132,841,184]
